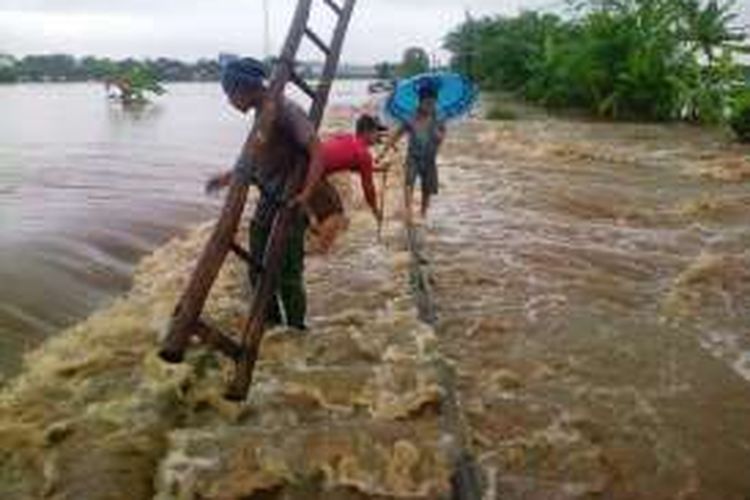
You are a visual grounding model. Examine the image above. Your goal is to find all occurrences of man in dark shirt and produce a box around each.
[211,115,388,248]
[214,57,324,330]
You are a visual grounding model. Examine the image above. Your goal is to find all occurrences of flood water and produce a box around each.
[2,83,750,497]
[0,81,371,375]
[429,110,750,497]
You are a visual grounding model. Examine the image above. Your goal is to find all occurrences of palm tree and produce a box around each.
[679,0,746,63]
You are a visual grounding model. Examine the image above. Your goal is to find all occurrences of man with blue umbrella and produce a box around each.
[381,80,446,222]
[379,73,477,222]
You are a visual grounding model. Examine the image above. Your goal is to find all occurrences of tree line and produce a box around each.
[0,55,220,84]
[0,45,436,85]
[444,0,750,137]
[0,54,397,84]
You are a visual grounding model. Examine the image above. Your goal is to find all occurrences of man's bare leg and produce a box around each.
[404,183,414,224]
[420,192,431,220]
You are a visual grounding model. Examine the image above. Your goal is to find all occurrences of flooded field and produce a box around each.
[1,93,750,498]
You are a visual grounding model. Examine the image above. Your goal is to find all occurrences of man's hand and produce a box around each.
[375,144,400,167]
[288,190,310,208]
[205,171,232,195]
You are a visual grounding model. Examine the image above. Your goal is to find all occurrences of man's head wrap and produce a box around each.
[221,57,268,97]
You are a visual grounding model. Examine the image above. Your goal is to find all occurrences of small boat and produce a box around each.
[368,79,396,95]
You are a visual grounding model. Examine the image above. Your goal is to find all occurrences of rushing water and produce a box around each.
[428,109,750,497]
[3,83,750,497]
[0,81,372,375]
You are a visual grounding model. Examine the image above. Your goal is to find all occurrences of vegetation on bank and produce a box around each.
[445,0,750,138]
[730,88,750,141]
[0,54,384,84]
[0,55,221,84]
[373,47,434,81]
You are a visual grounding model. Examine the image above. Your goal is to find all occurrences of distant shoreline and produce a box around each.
[0,75,379,86]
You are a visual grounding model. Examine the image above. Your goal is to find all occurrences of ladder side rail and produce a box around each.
[310,0,357,127]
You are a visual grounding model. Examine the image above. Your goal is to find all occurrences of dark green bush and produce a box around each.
[730,89,750,142]
[486,104,518,121]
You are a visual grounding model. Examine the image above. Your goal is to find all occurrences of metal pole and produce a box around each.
[263,0,271,58]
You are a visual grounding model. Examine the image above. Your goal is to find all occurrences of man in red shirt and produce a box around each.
[297,114,386,224]
[208,114,387,226]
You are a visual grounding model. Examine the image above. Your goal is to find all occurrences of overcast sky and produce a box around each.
[0,0,748,64]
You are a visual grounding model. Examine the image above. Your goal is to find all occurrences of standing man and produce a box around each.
[209,57,324,330]
[379,83,446,222]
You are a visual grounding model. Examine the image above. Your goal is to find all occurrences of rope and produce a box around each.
[405,223,485,499]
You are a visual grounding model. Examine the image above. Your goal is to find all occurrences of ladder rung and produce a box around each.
[322,0,343,15]
[195,320,244,361]
[304,27,331,56]
[290,71,317,99]
[229,242,252,264]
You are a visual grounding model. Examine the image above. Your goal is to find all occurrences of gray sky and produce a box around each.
[0,0,748,64]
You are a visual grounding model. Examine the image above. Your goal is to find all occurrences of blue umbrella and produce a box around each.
[383,72,478,124]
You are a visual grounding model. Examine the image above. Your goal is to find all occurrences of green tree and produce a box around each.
[80,57,118,81]
[0,54,17,83]
[445,12,566,91]
[375,62,396,80]
[678,0,745,63]
[106,65,166,105]
[444,0,748,123]
[398,47,430,78]
[20,54,80,81]
[730,87,750,142]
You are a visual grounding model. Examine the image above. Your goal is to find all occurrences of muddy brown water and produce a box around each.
[428,113,750,498]
[0,81,373,376]
[2,84,750,497]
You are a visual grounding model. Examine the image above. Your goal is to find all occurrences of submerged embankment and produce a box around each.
[3,104,750,498]
[0,171,454,498]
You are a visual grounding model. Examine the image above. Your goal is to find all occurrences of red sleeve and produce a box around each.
[358,149,378,211]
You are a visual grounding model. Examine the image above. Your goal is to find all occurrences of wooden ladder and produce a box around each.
[158,0,357,401]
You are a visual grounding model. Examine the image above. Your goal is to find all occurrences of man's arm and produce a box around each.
[294,137,324,205]
[376,125,407,163]
[359,151,381,222]
[436,122,447,147]
[279,98,323,206]
[205,97,280,195]
[205,151,258,194]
